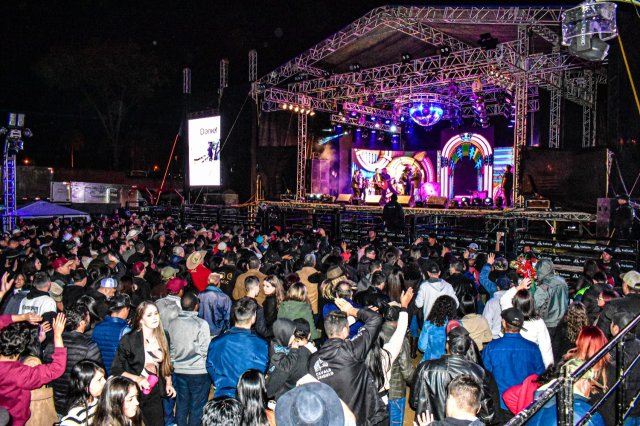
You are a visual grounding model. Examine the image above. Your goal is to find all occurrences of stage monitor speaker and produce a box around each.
[365,195,381,205]
[596,198,616,238]
[397,195,411,206]
[426,196,448,208]
[335,194,353,204]
[525,199,551,210]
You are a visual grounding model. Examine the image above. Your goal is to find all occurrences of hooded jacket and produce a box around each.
[308,308,388,426]
[18,288,57,319]
[415,278,459,318]
[410,354,495,423]
[533,259,568,328]
[198,285,232,337]
[277,300,319,340]
[265,319,312,400]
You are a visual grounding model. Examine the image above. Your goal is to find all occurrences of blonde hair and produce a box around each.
[285,282,309,304]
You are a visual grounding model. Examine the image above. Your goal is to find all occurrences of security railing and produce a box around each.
[506,311,640,425]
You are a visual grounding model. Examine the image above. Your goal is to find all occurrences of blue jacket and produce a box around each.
[206,327,268,398]
[418,320,447,362]
[198,286,232,337]
[323,298,363,339]
[482,333,545,409]
[92,316,131,375]
[528,392,604,426]
[479,265,498,298]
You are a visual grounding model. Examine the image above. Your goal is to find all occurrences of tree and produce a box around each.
[39,42,167,169]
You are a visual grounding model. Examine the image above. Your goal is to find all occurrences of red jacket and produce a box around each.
[503,373,540,414]
[0,347,67,425]
[189,263,212,292]
[0,315,13,330]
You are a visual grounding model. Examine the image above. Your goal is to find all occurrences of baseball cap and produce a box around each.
[52,256,70,269]
[160,266,178,281]
[501,307,527,331]
[497,276,512,290]
[109,294,132,312]
[100,277,118,288]
[494,257,509,271]
[467,243,479,251]
[426,261,440,274]
[166,277,188,294]
[131,261,145,276]
[622,270,640,290]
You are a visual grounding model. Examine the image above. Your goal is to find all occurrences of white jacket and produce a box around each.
[500,287,554,367]
[483,290,507,339]
[414,279,459,318]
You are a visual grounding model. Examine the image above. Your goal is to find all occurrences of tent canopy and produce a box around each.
[15,201,90,221]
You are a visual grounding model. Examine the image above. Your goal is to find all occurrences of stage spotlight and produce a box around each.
[484,197,494,207]
[322,70,331,78]
[288,104,294,110]
[389,125,398,132]
[472,197,483,207]
[349,63,361,72]
[294,106,300,112]
[281,103,288,109]
[562,1,617,62]
[447,200,459,209]
[401,53,412,63]
[438,46,451,57]
[460,197,470,208]
[479,33,499,50]
[309,111,316,116]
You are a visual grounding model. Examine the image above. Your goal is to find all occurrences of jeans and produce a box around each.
[388,397,406,426]
[163,396,176,426]
[174,373,211,426]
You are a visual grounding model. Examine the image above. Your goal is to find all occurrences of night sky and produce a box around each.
[1,0,586,173]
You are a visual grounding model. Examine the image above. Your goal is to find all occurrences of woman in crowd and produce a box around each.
[563,326,611,389]
[111,301,176,425]
[61,360,106,426]
[237,369,274,426]
[262,274,285,329]
[93,376,143,426]
[1,272,28,315]
[553,302,589,363]
[384,268,404,303]
[277,282,319,340]
[458,294,493,351]
[418,295,457,361]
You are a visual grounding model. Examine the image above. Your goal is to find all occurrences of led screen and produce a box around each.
[188,116,221,186]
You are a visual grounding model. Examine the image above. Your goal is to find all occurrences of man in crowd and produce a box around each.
[245,276,271,339]
[50,256,74,286]
[233,256,266,303]
[18,271,57,322]
[296,253,320,315]
[415,262,458,319]
[309,297,388,425]
[419,375,488,426]
[215,252,240,298]
[598,270,640,339]
[92,294,132,375]
[323,281,363,339]
[198,272,232,337]
[482,308,545,410]
[599,248,622,288]
[411,327,495,423]
[168,292,211,426]
[447,259,477,315]
[533,259,568,338]
[482,276,513,338]
[156,277,187,329]
[206,297,268,398]
[382,194,405,233]
[130,261,151,301]
[86,277,118,319]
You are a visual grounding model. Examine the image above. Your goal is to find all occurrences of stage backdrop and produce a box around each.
[351,149,438,196]
[520,147,610,212]
[188,116,221,186]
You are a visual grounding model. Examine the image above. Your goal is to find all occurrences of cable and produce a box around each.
[617,35,640,118]
[219,94,250,154]
[156,132,181,206]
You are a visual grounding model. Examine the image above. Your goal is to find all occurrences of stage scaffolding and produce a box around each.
[251,5,605,206]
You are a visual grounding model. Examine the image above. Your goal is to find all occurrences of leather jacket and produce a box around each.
[410,354,495,424]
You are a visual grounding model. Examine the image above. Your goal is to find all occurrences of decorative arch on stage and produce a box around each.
[439,133,493,199]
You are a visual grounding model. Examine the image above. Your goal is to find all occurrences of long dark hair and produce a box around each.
[427,295,458,327]
[66,360,105,417]
[236,370,268,426]
[93,376,142,426]
[512,289,540,321]
[366,334,392,390]
[384,268,404,303]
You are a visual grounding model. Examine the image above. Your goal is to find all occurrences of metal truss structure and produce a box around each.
[296,114,308,200]
[254,5,604,201]
[219,58,229,105]
[248,49,258,83]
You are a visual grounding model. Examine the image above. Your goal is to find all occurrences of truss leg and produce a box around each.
[296,113,308,200]
[582,70,596,148]
[549,85,562,149]
[249,49,258,83]
[2,152,16,232]
[513,76,528,208]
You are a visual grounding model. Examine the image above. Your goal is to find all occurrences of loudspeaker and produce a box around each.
[397,195,411,206]
[336,194,352,204]
[596,198,616,238]
[426,196,448,208]
[365,195,381,205]
[525,199,551,210]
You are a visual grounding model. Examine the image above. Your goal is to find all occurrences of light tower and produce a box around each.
[1,113,32,231]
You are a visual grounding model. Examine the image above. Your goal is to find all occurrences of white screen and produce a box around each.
[188,116,221,186]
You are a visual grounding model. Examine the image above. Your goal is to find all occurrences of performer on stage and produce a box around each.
[380,167,393,204]
[411,165,422,201]
[351,169,363,200]
[400,167,412,196]
[502,165,514,207]
[373,168,383,195]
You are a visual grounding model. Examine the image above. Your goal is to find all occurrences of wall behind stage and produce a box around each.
[520,147,609,212]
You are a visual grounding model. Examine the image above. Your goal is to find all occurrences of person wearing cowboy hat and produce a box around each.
[187,250,212,293]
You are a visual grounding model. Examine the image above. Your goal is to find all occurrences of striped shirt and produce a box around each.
[60,400,97,426]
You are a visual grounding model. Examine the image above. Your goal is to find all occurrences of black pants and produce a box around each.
[504,187,512,207]
[140,379,164,426]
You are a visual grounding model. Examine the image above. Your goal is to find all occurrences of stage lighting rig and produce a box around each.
[394,93,460,129]
[479,33,499,50]
[438,46,451,57]
[562,0,618,61]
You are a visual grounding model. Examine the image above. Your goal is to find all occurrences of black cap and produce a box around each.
[501,307,527,331]
[108,294,131,312]
[426,261,440,274]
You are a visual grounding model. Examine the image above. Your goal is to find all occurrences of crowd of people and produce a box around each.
[0,212,638,426]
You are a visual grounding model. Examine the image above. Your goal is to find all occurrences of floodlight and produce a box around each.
[562,1,617,61]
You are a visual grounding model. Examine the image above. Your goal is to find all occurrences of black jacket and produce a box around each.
[44,330,103,414]
[447,273,477,315]
[598,293,640,339]
[308,308,388,426]
[265,319,311,400]
[410,354,495,424]
[111,329,171,396]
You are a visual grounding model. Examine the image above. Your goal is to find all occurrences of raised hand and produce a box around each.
[400,288,414,309]
[487,252,496,265]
